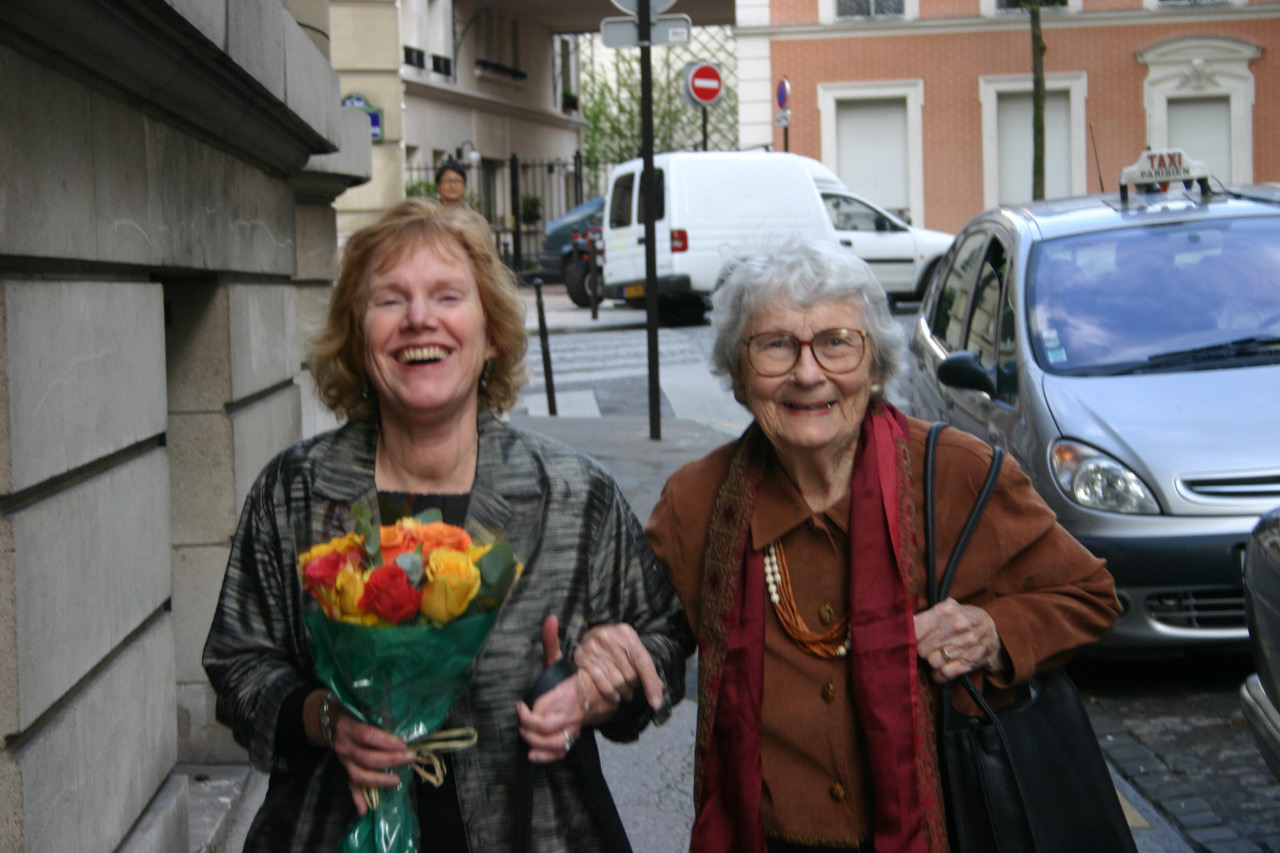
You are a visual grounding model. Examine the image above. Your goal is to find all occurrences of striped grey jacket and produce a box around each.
[203,412,694,852]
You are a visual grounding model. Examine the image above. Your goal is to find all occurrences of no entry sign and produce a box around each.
[684,62,724,107]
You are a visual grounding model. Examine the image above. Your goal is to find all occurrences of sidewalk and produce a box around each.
[184,285,1193,852]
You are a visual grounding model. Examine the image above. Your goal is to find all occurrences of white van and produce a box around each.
[600,151,952,319]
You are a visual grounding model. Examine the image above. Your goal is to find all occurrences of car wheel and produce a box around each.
[564,257,592,308]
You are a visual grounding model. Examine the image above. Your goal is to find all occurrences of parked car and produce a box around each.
[600,151,950,322]
[538,196,604,299]
[1242,507,1280,780]
[904,148,1280,650]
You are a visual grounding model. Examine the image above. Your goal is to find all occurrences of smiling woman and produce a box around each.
[646,233,1121,853]
[203,198,695,852]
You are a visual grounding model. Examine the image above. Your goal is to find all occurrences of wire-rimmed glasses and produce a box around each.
[743,328,868,377]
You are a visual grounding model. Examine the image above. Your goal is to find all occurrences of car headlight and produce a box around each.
[1049,440,1160,514]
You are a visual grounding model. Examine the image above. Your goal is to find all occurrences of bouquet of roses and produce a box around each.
[298,504,522,853]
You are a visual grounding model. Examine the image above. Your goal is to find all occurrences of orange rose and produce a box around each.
[420,548,481,624]
[379,523,419,569]
[410,520,472,554]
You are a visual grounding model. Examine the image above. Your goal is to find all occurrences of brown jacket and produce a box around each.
[647,416,1121,690]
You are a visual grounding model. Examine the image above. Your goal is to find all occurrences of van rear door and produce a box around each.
[602,163,669,299]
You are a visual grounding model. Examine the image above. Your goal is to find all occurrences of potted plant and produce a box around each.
[521,195,542,225]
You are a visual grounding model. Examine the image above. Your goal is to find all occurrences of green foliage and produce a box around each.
[578,28,739,193]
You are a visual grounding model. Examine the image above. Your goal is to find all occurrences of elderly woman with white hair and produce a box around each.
[646,233,1120,853]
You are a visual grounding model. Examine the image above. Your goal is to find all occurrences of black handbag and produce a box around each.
[923,423,1137,853]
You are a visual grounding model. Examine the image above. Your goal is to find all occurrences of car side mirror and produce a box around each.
[937,350,996,397]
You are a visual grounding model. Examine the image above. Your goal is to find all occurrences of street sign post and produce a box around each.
[601,14,690,48]
[775,76,791,152]
[609,0,677,16]
[683,61,723,107]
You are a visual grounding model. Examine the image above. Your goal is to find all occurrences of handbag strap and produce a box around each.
[922,423,1007,720]
[924,423,1005,607]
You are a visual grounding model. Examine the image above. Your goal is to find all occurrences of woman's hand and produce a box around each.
[913,598,1007,684]
[308,690,416,816]
[516,615,664,764]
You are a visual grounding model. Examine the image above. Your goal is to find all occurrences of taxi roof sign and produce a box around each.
[1118,148,1211,203]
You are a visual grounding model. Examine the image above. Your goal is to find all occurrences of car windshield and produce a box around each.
[1027,216,1280,374]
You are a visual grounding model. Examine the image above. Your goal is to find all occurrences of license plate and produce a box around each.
[624,284,645,299]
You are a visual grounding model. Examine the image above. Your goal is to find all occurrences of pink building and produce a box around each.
[735,0,1280,231]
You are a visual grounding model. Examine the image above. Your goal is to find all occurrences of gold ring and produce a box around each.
[941,647,954,663]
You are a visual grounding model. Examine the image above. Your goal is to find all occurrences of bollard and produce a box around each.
[533,278,557,416]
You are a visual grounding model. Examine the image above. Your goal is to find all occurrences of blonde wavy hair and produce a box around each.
[309,199,529,421]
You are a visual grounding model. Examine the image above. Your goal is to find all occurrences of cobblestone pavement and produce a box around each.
[1075,654,1280,853]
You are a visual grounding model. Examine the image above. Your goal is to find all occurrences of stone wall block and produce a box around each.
[12,448,170,729]
[177,681,246,764]
[336,144,405,214]
[167,413,236,546]
[146,120,297,277]
[295,204,339,283]
[228,0,286,102]
[16,614,177,853]
[0,517,15,737]
[165,282,231,414]
[231,386,302,513]
[172,544,233,686]
[229,284,299,400]
[285,9,340,146]
[92,92,159,267]
[4,281,165,492]
[0,47,96,262]
[116,774,190,853]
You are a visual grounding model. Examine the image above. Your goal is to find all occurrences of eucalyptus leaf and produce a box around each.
[352,503,381,566]
[397,546,425,586]
[413,507,444,525]
[475,540,517,600]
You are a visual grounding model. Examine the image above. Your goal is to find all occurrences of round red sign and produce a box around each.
[688,63,723,106]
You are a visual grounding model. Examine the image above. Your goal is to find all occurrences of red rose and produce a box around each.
[304,551,347,591]
[359,565,422,624]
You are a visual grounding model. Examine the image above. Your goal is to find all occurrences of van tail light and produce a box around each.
[671,229,688,253]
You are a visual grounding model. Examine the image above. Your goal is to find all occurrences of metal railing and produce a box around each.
[405,153,617,277]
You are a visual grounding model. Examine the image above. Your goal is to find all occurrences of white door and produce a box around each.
[603,167,643,291]
[996,91,1070,205]
[835,99,909,217]
[1168,96,1231,185]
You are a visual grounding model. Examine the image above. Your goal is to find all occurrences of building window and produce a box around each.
[979,73,1088,209]
[837,0,903,17]
[1137,36,1261,185]
[475,8,523,80]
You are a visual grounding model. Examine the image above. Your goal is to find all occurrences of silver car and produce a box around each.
[905,152,1280,650]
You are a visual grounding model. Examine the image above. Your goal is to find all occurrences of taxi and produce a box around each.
[905,149,1280,650]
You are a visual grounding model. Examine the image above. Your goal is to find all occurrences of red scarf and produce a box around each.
[690,402,946,853]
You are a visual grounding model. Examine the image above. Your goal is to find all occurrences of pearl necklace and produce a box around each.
[764,541,851,659]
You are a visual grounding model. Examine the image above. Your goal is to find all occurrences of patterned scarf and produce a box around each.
[689,402,947,853]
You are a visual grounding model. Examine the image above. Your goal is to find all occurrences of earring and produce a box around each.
[869,380,885,398]
[478,359,493,391]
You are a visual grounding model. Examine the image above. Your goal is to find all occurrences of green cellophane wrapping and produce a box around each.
[305,607,500,853]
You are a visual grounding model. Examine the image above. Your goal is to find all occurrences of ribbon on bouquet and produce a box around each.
[362,726,480,811]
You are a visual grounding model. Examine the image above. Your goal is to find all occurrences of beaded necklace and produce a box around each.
[763,540,851,658]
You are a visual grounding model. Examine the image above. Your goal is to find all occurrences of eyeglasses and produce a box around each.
[742,328,868,377]
[438,176,465,186]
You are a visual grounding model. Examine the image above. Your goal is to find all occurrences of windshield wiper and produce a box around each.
[1145,335,1280,366]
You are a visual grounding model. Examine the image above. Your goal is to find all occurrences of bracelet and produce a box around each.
[319,691,338,748]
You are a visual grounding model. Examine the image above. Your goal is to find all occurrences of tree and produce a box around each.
[1029,0,1047,200]
[578,29,739,193]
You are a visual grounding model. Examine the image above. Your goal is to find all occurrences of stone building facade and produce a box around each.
[0,1,369,851]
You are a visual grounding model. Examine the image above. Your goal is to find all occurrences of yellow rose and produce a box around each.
[420,548,481,624]
[334,567,367,617]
